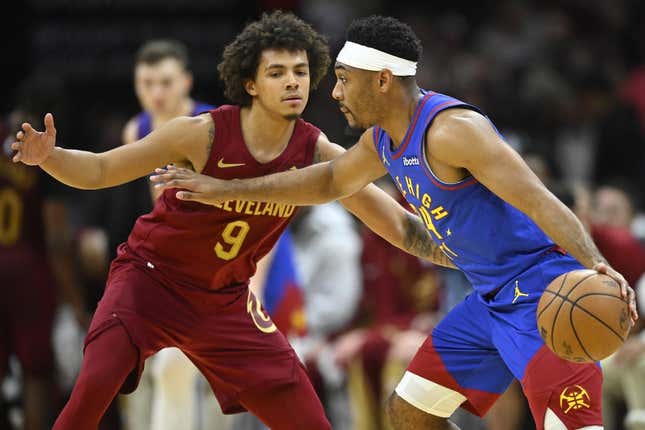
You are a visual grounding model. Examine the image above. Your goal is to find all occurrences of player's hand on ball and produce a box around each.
[593,262,638,324]
[150,165,227,205]
[11,113,57,165]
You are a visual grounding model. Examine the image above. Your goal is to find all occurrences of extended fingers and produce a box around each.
[165,164,194,175]
[21,123,35,134]
[151,178,190,189]
[150,168,191,183]
[627,287,638,322]
[10,141,22,162]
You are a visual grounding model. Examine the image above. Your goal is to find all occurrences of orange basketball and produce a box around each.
[536,269,631,363]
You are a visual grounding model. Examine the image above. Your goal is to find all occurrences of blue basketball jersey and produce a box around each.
[136,101,215,139]
[374,91,557,295]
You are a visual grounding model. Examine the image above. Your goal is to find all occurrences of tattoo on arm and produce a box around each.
[206,123,215,160]
[404,212,456,268]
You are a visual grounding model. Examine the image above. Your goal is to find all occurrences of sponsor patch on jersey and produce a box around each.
[403,156,420,166]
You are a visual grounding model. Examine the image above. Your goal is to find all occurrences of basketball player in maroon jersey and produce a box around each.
[1,76,86,430]
[11,12,448,430]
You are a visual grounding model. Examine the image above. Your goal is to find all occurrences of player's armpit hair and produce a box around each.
[404,212,456,268]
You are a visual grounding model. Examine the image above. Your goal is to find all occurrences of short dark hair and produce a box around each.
[218,10,331,106]
[135,39,189,69]
[346,15,422,62]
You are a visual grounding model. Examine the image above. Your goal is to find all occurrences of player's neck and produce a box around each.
[240,105,296,163]
[151,98,194,127]
[379,88,423,149]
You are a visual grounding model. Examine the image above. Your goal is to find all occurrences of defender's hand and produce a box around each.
[594,262,638,324]
[11,113,57,165]
[150,165,228,205]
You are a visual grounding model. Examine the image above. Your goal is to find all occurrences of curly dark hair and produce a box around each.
[346,16,422,62]
[218,10,331,106]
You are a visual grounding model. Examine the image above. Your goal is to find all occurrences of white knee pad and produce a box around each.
[544,408,603,430]
[394,371,466,418]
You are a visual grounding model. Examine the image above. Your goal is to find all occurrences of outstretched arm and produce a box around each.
[151,129,386,205]
[12,113,212,190]
[430,108,637,320]
[316,132,456,268]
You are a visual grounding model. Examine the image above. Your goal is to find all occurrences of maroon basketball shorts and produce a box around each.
[85,255,300,413]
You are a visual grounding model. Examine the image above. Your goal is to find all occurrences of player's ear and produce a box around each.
[244,79,258,97]
[377,69,394,93]
[183,71,194,92]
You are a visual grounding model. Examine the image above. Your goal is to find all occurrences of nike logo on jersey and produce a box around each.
[218,158,245,168]
[512,280,529,303]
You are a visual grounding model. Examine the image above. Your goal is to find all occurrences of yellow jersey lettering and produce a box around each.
[272,203,287,217]
[244,201,256,215]
[253,202,263,215]
[432,206,449,220]
[235,201,245,212]
[421,193,432,208]
[283,205,296,218]
[0,187,22,246]
[395,176,407,197]
[439,242,458,258]
[418,207,443,240]
[405,176,416,198]
[222,201,233,212]
[262,202,275,216]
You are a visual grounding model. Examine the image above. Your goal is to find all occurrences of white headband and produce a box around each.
[336,41,417,76]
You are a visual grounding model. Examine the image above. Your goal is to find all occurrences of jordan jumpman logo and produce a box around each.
[513,280,529,303]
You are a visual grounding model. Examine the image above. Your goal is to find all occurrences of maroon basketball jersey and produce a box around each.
[0,127,47,260]
[124,105,319,290]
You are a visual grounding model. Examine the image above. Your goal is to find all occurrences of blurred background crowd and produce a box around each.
[1,0,644,429]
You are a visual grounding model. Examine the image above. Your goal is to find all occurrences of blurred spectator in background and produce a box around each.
[290,203,363,429]
[328,179,443,430]
[1,75,86,429]
[590,182,645,288]
[552,179,645,430]
[75,39,215,430]
[593,183,645,430]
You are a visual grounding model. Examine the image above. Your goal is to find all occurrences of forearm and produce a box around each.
[533,199,607,268]
[341,187,456,268]
[402,212,457,268]
[227,161,351,205]
[40,147,105,189]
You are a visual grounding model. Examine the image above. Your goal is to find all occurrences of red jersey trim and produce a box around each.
[391,92,436,160]
[418,101,479,191]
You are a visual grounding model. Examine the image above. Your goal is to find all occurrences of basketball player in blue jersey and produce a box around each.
[151,16,639,430]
